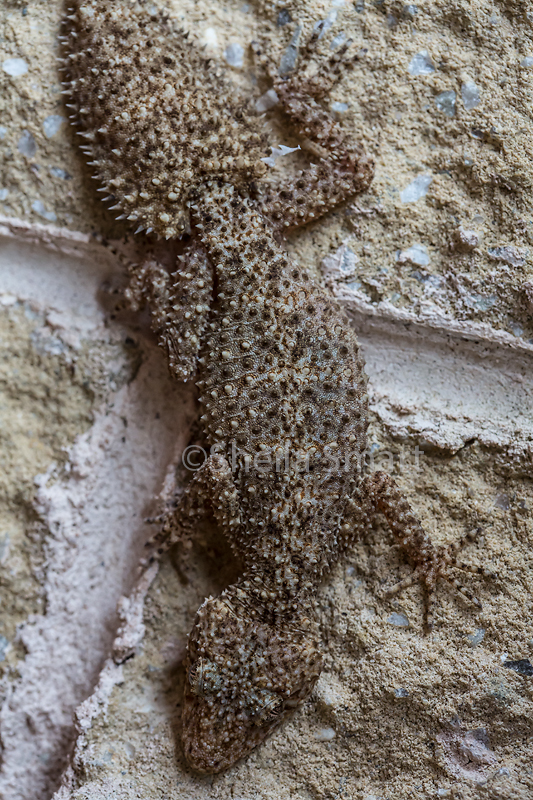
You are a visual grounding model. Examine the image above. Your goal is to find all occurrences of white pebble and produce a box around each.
[223,43,244,68]
[49,166,70,180]
[387,612,409,627]
[17,129,36,157]
[396,243,429,266]
[3,58,28,77]
[338,246,358,273]
[466,628,485,647]
[43,114,64,139]
[331,101,349,114]
[487,245,528,268]
[408,50,435,76]
[461,80,480,110]
[330,31,347,50]
[400,174,433,203]
[453,227,479,250]
[314,727,336,741]
[0,126,7,139]
[0,634,10,660]
[0,189,9,202]
[434,90,456,117]
[521,56,533,67]
[32,200,57,222]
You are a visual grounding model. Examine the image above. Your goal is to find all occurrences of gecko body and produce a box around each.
[62,0,483,773]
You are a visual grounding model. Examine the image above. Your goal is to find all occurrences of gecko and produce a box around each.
[61,0,485,774]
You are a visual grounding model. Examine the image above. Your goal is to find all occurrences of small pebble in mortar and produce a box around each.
[32,200,57,222]
[400,174,433,203]
[3,57,28,76]
[43,115,64,139]
[461,81,480,110]
[17,129,36,157]
[408,51,435,76]
[223,42,244,68]
[397,243,429,267]
[434,91,456,118]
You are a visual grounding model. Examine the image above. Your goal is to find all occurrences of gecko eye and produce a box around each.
[188,658,223,697]
[247,688,284,726]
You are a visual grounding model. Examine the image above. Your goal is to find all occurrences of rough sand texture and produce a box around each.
[1,0,532,799]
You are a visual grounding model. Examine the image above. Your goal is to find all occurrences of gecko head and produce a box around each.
[181,590,322,773]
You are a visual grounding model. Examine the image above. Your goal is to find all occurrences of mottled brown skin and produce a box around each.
[63,0,484,774]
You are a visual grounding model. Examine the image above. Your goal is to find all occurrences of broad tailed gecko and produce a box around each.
[62,0,483,773]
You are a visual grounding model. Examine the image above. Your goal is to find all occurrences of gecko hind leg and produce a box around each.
[144,454,241,562]
[125,242,213,381]
[365,471,484,631]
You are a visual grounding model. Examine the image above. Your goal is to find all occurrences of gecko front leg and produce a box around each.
[252,36,373,229]
[125,242,214,382]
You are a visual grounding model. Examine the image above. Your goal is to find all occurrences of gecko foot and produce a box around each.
[252,27,362,98]
[251,31,373,230]
[140,497,193,567]
[365,471,486,631]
